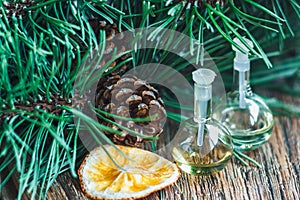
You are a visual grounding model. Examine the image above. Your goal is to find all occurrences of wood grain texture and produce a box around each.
[1,92,299,200]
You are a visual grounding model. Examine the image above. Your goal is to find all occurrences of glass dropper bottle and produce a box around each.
[213,37,274,152]
[171,68,233,176]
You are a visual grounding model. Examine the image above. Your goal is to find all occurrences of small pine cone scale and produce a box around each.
[95,74,166,147]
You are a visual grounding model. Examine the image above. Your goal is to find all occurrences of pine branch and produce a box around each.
[146,0,300,67]
[0,1,127,198]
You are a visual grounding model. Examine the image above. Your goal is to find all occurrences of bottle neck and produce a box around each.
[232,69,252,96]
[193,83,212,122]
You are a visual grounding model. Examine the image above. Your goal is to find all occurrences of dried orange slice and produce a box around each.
[78,145,180,200]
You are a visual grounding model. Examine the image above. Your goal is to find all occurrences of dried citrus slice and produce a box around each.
[78,145,180,200]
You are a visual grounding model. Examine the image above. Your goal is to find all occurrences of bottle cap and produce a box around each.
[192,68,216,86]
[232,37,253,72]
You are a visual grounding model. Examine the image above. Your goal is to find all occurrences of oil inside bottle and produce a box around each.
[171,118,233,175]
[214,93,274,151]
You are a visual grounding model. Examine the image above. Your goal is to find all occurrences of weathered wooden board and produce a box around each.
[1,92,299,200]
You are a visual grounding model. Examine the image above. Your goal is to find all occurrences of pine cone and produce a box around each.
[2,0,36,18]
[95,73,166,147]
[91,19,165,147]
[88,20,128,68]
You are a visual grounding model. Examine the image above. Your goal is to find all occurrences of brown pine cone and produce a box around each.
[2,0,36,18]
[88,20,129,68]
[90,19,165,147]
[95,73,166,147]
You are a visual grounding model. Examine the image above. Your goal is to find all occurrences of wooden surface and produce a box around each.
[1,91,300,200]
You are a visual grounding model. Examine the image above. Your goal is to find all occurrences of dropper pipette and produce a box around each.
[192,68,216,146]
[232,38,253,109]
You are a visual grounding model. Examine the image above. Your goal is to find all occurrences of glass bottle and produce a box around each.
[213,37,274,152]
[171,68,233,176]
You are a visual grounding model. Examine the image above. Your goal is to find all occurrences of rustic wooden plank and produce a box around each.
[1,92,299,200]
